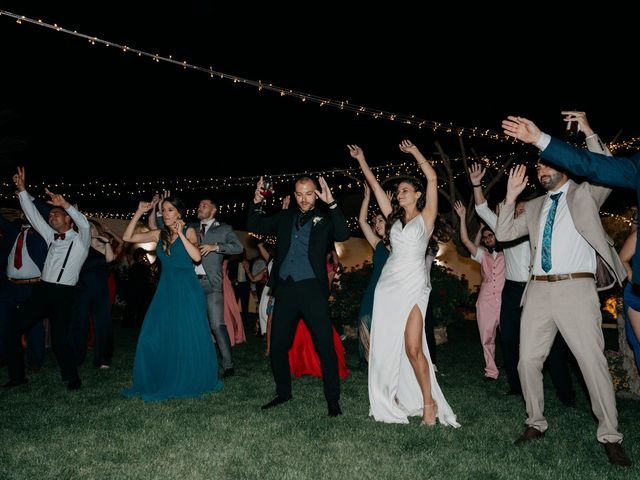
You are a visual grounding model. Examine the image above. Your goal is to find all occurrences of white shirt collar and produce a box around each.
[547,179,571,197]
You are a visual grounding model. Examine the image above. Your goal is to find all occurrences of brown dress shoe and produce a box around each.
[514,426,545,446]
[602,442,632,467]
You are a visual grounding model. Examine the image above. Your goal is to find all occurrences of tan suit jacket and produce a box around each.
[496,180,625,305]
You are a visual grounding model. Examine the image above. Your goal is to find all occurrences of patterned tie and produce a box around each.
[541,192,562,273]
[200,224,206,242]
[54,232,66,241]
[13,226,29,269]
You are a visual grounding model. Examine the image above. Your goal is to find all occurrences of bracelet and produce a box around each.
[417,160,427,166]
[472,184,482,187]
[327,200,337,208]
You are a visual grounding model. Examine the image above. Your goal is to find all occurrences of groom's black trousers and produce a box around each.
[270,277,340,402]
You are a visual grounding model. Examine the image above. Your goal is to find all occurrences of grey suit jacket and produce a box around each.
[198,222,243,291]
[496,180,625,304]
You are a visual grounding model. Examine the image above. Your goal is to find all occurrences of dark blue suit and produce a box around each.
[0,201,50,367]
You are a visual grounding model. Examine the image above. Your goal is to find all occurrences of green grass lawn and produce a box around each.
[1,320,637,479]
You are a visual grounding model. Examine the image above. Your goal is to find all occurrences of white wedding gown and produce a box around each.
[368,215,460,426]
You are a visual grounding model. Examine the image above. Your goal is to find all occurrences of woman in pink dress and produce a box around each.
[454,201,505,379]
[223,259,246,346]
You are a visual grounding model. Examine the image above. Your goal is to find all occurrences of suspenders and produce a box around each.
[48,240,74,283]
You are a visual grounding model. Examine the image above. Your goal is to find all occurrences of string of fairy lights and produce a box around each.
[610,136,640,153]
[0,9,512,142]
[0,151,524,203]
[2,9,638,227]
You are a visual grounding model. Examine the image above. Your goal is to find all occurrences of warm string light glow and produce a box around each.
[0,9,513,142]
[610,136,640,153]
[601,211,634,226]
[247,232,277,245]
[0,152,524,201]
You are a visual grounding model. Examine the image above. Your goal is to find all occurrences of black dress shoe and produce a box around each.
[327,400,343,417]
[514,426,545,446]
[3,378,28,389]
[223,368,235,378]
[261,395,292,410]
[602,442,632,467]
[67,378,82,391]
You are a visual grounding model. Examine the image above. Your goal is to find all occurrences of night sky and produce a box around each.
[1,2,638,221]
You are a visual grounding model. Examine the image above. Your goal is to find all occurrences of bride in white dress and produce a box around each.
[348,141,459,427]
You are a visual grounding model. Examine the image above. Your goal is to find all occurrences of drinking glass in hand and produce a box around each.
[260,180,274,199]
[564,112,580,140]
[255,180,274,214]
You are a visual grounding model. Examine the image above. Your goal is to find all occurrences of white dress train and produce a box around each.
[368,215,460,427]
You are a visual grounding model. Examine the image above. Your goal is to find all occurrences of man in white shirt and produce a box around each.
[3,167,90,391]
[496,153,630,467]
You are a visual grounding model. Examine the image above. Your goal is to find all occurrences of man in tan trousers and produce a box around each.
[496,149,630,467]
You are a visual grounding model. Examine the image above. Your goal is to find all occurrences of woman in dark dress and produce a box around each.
[122,197,222,401]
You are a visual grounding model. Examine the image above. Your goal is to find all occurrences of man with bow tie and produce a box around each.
[0,201,50,371]
[3,167,90,391]
[195,198,243,377]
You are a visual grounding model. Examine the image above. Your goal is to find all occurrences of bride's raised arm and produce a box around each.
[399,140,437,229]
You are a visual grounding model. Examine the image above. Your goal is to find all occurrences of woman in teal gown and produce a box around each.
[122,197,223,401]
[356,184,389,367]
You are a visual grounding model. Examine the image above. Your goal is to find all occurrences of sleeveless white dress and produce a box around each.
[368,215,460,426]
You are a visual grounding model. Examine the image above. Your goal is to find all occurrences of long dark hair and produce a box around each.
[372,210,390,247]
[159,196,187,255]
[384,176,426,246]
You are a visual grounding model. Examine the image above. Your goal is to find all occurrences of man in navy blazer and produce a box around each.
[0,199,50,369]
[247,175,350,416]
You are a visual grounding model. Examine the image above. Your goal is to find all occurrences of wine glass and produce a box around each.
[255,179,274,214]
[260,179,274,199]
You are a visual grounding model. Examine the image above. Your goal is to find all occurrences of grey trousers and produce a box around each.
[200,278,233,370]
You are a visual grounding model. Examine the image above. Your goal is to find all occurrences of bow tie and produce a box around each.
[296,209,314,230]
[54,232,66,241]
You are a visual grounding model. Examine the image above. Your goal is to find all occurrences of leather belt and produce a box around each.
[531,272,594,282]
[8,277,41,285]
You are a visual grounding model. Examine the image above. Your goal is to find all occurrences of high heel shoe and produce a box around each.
[420,402,438,426]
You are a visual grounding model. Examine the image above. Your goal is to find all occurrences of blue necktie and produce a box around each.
[541,192,562,273]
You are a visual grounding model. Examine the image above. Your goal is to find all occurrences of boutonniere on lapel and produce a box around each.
[312,216,323,227]
[212,221,220,228]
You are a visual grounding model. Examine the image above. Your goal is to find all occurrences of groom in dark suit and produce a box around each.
[247,176,350,416]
